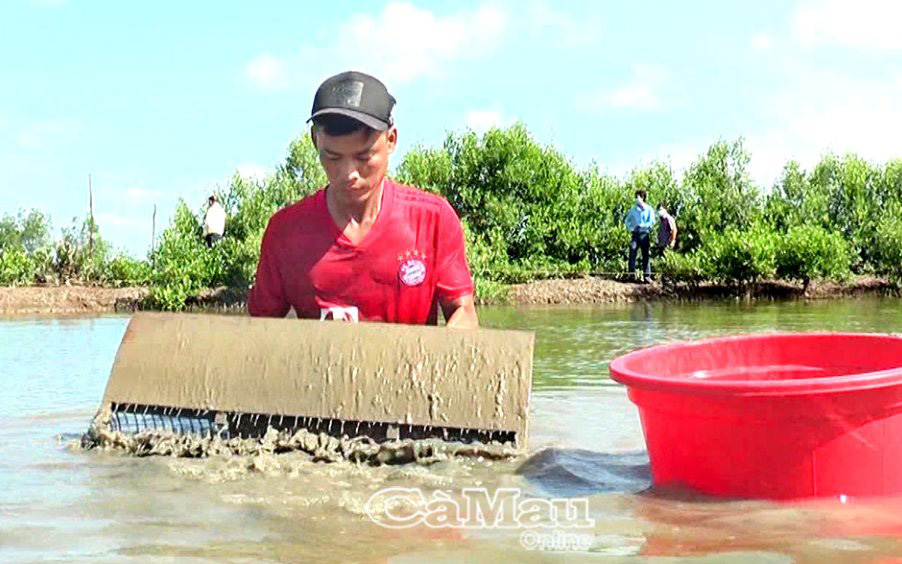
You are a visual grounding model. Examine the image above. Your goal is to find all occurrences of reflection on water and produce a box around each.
[480,298,902,390]
[2,299,902,561]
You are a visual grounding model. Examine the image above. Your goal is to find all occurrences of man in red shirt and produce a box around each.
[247,71,479,328]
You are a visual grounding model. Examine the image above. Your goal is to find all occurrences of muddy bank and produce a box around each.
[0,285,148,316]
[0,277,897,315]
[507,275,898,305]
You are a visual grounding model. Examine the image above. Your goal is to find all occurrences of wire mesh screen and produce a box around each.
[110,404,217,436]
[108,402,517,444]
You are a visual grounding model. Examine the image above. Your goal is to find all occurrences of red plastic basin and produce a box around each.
[609,333,902,500]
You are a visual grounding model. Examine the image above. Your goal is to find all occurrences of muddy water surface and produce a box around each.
[4,299,902,562]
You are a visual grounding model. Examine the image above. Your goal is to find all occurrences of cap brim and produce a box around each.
[308,108,390,131]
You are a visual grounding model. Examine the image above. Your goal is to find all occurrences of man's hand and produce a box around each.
[441,294,479,329]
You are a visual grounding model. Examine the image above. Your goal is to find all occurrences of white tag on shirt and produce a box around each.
[319,306,359,322]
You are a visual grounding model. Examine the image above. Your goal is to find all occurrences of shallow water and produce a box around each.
[4,299,902,562]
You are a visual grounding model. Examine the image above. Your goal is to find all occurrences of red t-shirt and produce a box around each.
[247,178,474,324]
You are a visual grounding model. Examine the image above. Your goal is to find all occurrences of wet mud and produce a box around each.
[516,448,652,496]
[80,414,521,466]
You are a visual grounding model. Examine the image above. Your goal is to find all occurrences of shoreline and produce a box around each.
[506,275,896,305]
[0,286,149,317]
[0,277,896,316]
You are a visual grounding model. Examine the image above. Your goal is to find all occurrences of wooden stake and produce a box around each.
[88,173,94,260]
[151,204,157,260]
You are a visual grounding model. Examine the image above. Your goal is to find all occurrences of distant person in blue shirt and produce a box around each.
[624,190,656,282]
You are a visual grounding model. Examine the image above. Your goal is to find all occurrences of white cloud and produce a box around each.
[525,1,604,47]
[650,144,703,174]
[96,212,150,229]
[627,69,902,189]
[795,0,902,50]
[746,69,902,185]
[607,85,660,110]
[333,2,507,85]
[744,133,800,189]
[253,1,600,94]
[751,32,773,51]
[244,54,288,90]
[605,142,702,181]
[236,163,269,182]
[580,65,668,111]
[465,110,513,135]
[125,187,161,203]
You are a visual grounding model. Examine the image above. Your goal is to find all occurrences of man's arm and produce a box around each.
[434,200,479,328]
[643,207,657,230]
[441,293,479,329]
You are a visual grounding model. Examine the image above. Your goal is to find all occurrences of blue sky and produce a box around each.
[2,0,901,256]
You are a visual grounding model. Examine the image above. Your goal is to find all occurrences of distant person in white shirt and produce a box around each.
[203,195,226,247]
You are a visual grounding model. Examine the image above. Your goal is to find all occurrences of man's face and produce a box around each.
[312,125,397,206]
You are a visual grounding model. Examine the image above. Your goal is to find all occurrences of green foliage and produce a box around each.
[107,254,152,287]
[624,162,680,226]
[7,124,902,305]
[415,125,575,262]
[698,224,777,285]
[0,209,52,285]
[52,216,113,283]
[145,135,327,308]
[765,161,828,231]
[657,251,705,287]
[676,140,761,253]
[397,123,628,285]
[0,209,51,254]
[139,126,902,305]
[775,226,851,286]
[216,142,324,289]
[0,248,36,285]
[0,210,126,285]
[279,135,330,198]
[805,155,882,271]
[873,202,902,284]
[461,220,507,285]
[145,201,223,310]
[29,246,55,283]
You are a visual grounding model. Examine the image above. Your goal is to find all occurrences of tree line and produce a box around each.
[2,124,900,308]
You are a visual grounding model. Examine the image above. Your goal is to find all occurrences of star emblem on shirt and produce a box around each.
[398,249,427,262]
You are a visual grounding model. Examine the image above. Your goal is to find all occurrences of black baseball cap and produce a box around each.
[309,71,396,131]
